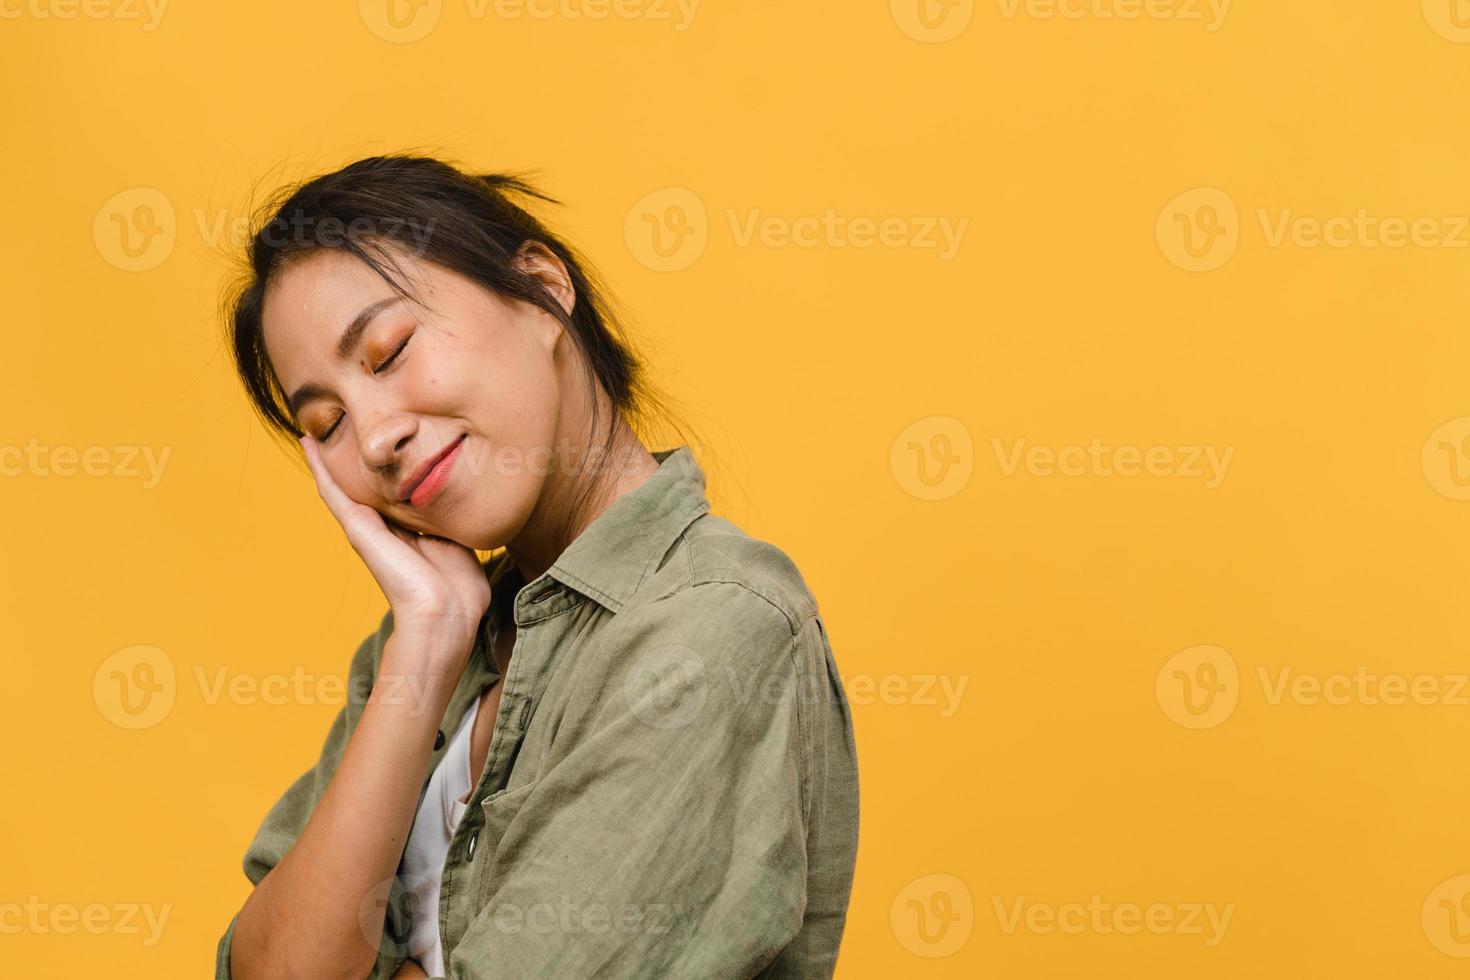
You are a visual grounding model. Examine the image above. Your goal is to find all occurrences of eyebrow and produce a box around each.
[286,296,402,419]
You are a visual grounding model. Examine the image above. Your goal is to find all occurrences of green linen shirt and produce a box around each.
[214,446,860,979]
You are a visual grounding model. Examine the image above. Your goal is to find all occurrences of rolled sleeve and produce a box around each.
[447,582,809,979]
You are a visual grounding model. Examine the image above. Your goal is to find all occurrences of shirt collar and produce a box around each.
[481,445,711,618]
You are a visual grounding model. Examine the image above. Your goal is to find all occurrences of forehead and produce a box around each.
[261,248,422,383]
[262,249,383,343]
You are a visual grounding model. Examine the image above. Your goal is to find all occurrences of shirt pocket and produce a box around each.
[472,778,541,901]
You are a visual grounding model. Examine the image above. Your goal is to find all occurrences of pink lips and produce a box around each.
[404,435,466,508]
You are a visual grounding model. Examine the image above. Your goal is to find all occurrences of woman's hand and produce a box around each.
[300,435,491,674]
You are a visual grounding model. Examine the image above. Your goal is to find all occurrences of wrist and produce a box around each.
[391,603,484,650]
[378,633,471,711]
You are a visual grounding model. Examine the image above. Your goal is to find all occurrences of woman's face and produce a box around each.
[260,243,570,550]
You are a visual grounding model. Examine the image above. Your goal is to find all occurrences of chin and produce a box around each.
[450,529,498,551]
[431,510,514,553]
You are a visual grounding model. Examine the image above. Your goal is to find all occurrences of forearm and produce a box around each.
[229,634,463,980]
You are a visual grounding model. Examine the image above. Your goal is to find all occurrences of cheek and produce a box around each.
[426,329,560,441]
[492,349,561,429]
[480,386,552,448]
[408,340,482,408]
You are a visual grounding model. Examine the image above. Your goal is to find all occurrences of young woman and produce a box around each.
[212,155,859,979]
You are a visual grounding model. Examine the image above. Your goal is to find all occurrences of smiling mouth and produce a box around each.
[399,434,468,506]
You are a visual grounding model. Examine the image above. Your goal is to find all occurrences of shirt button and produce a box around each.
[468,831,478,858]
[434,729,445,750]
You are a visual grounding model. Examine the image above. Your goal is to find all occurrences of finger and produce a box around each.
[383,520,424,553]
[297,441,448,609]
[381,514,432,544]
[300,436,362,521]
[416,534,489,581]
[301,437,402,558]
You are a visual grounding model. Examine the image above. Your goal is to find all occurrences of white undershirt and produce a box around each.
[401,693,481,977]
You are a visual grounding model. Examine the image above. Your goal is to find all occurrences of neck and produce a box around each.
[503,422,659,585]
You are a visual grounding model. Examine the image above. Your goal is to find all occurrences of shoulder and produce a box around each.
[581,513,822,688]
[639,511,819,637]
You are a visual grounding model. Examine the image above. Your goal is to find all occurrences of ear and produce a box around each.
[514,240,576,321]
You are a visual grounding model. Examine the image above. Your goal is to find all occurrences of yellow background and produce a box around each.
[5,0,1470,976]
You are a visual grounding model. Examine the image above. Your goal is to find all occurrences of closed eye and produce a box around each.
[318,412,344,441]
[374,332,413,374]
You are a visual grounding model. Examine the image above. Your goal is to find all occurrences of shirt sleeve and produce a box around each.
[214,607,418,980]
[445,581,810,979]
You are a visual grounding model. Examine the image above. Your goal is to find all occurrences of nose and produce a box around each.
[358,410,419,475]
